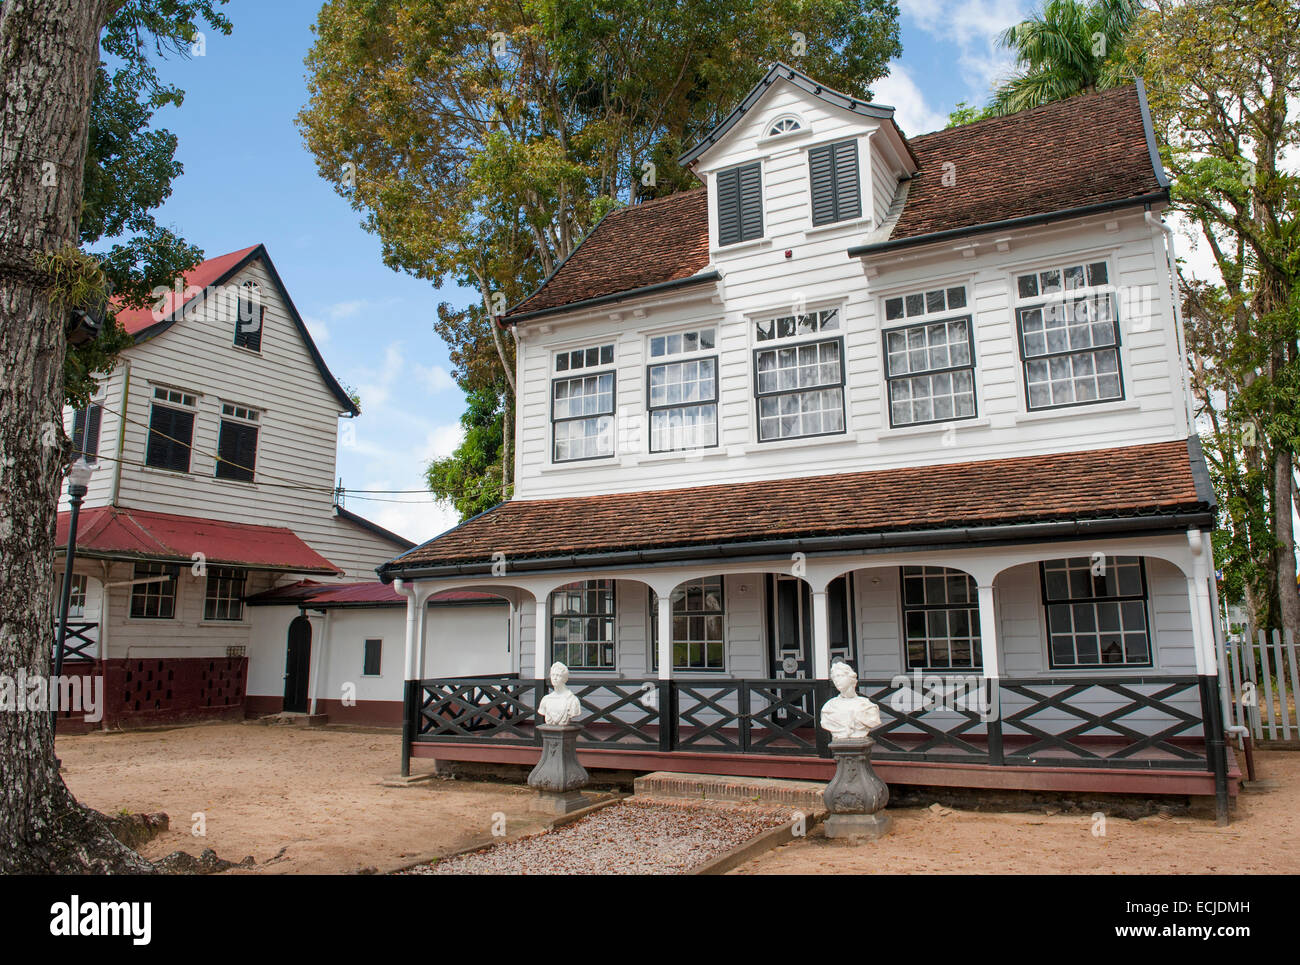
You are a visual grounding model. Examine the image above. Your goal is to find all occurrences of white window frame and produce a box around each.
[645,326,719,453]
[549,580,616,672]
[145,385,199,474]
[880,283,978,428]
[750,303,847,443]
[550,342,616,464]
[1012,256,1125,412]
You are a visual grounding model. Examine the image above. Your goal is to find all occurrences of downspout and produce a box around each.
[1145,210,1195,432]
[109,360,130,506]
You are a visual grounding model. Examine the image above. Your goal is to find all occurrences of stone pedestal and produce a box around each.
[528,724,589,814]
[823,737,892,839]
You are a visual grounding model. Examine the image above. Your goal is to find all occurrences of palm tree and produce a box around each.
[990,0,1143,115]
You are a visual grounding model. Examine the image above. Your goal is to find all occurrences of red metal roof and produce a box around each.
[245,580,501,607]
[57,507,342,575]
[112,245,260,336]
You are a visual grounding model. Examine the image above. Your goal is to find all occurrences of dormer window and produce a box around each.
[234,281,264,352]
[716,161,763,246]
[767,116,802,137]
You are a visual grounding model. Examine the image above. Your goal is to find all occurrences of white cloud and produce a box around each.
[874,64,949,136]
[304,315,330,345]
[422,364,457,394]
[900,0,1033,101]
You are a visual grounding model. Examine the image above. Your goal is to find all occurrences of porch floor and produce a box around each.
[410,740,1241,798]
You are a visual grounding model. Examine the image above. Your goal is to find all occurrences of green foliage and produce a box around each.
[945,100,993,128]
[300,0,903,520]
[65,1,232,407]
[425,384,508,519]
[1133,0,1300,626]
[990,0,1141,115]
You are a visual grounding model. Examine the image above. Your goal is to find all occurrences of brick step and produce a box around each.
[634,771,827,811]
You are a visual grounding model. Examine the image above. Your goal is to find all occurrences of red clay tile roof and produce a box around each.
[246,580,500,607]
[505,188,712,318]
[503,86,1164,316]
[887,85,1164,245]
[382,440,1210,574]
[112,245,260,336]
[56,507,342,575]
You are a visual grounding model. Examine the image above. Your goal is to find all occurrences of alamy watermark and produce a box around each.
[0,671,103,722]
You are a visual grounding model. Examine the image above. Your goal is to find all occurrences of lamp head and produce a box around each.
[67,457,94,495]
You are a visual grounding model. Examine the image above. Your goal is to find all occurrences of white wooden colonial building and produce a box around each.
[55,244,505,728]
[378,65,1236,814]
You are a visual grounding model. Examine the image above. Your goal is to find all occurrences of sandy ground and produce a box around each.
[58,724,1300,875]
[733,751,1300,875]
[57,723,555,874]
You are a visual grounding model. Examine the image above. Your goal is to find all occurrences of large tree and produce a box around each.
[299,0,902,518]
[0,0,228,873]
[989,0,1142,115]
[1133,0,1300,633]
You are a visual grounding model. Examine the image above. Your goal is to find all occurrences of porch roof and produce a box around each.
[379,438,1214,580]
[56,506,342,575]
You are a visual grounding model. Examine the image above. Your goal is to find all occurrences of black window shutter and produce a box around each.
[146,405,193,473]
[234,292,264,352]
[716,166,742,246]
[809,144,837,225]
[833,140,862,221]
[216,421,257,482]
[809,140,861,225]
[71,404,101,460]
[716,162,762,245]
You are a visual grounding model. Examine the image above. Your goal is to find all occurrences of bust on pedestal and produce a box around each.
[527,662,590,814]
[820,661,892,839]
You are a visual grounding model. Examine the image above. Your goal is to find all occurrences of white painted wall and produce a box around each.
[60,254,405,581]
[511,80,1186,501]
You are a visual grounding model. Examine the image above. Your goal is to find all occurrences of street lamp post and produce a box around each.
[52,458,94,735]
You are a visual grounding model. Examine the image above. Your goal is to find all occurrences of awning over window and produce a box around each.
[55,506,342,575]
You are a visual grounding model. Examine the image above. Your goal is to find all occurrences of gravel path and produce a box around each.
[404,799,791,875]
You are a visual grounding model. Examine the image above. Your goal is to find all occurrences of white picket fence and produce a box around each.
[1226,628,1300,741]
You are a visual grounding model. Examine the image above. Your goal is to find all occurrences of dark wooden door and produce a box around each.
[283,615,311,713]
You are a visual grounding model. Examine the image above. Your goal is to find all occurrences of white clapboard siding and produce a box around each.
[59,255,406,580]
[514,205,1187,500]
[512,79,1186,500]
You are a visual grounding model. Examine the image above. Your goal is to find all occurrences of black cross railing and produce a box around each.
[54,622,98,662]
[998,676,1207,769]
[405,673,1213,773]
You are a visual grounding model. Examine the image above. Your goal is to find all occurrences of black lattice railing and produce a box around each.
[415,677,538,744]
[54,622,98,662]
[406,673,1211,772]
[572,679,661,748]
[999,676,1207,769]
[745,680,820,755]
[860,678,992,763]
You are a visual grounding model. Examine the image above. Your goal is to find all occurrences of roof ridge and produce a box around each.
[914,83,1137,145]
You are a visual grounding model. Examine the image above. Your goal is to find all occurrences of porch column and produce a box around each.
[976,584,1001,678]
[656,592,673,681]
[395,580,419,777]
[811,588,831,679]
[977,583,1004,765]
[534,597,550,680]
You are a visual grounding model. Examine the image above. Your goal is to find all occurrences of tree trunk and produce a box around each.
[0,0,150,873]
[1274,447,1300,638]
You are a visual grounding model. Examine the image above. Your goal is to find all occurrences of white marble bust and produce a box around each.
[537,661,582,726]
[819,661,881,741]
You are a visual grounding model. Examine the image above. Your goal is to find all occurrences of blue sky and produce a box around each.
[128,0,1036,542]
